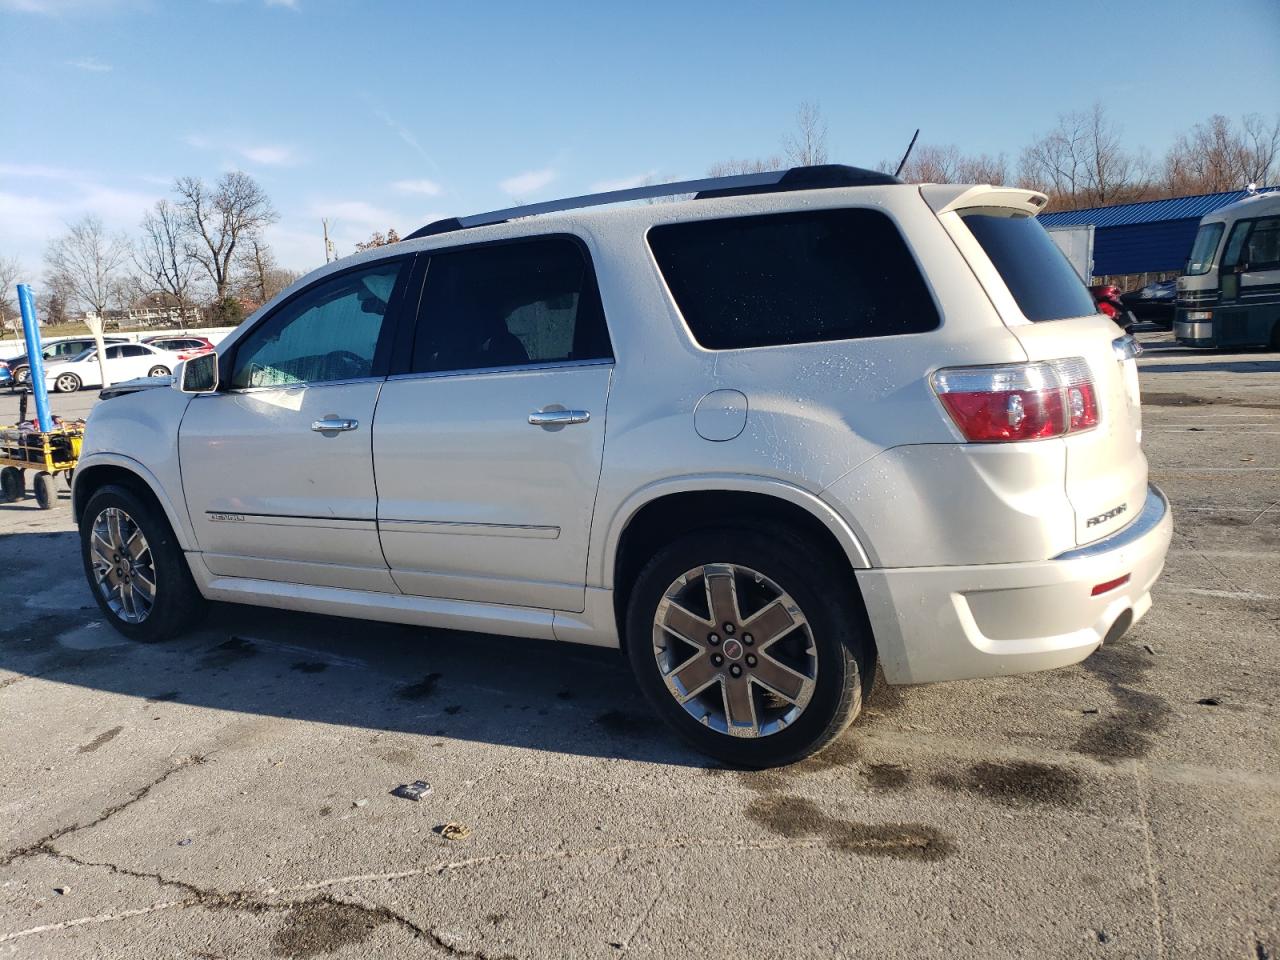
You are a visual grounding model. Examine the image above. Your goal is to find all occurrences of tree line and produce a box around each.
[2,171,300,334]
[716,102,1279,211]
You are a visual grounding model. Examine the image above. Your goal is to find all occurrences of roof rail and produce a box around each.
[404,164,900,241]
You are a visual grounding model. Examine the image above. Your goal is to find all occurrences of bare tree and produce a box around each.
[135,198,198,319]
[45,216,131,326]
[0,255,21,332]
[174,171,278,302]
[236,239,297,307]
[1019,103,1139,208]
[783,100,829,167]
[1163,113,1280,194]
[353,228,402,252]
[706,156,783,177]
[879,143,1007,185]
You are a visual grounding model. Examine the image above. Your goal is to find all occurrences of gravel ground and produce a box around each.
[0,329,1276,959]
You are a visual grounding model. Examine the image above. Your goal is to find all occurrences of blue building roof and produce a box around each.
[1038,189,1255,229]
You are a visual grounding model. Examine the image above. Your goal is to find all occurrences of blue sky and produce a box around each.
[2,0,1278,278]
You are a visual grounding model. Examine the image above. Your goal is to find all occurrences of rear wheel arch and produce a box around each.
[609,486,873,649]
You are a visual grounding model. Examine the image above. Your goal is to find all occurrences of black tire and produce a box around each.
[0,467,22,502]
[13,366,29,386]
[625,526,875,768]
[79,483,207,642]
[34,472,55,510]
[54,372,81,393]
[148,365,170,377]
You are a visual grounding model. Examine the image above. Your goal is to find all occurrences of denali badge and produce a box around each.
[209,512,246,522]
[1087,504,1127,527]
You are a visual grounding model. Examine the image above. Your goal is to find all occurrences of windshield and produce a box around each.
[1185,222,1224,275]
[960,212,1097,322]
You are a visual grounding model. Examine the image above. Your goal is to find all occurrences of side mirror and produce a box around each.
[176,352,219,394]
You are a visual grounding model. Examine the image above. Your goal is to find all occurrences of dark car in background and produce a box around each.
[1122,278,1177,328]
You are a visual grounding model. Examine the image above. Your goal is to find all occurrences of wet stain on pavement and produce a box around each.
[745,794,952,861]
[1141,392,1224,407]
[146,691,180,703]
[76,725,123,754]
[396,672,442,700]
[290,661,328,674]
[200,636,258,670]
[269,898,388,958]
[1074,643,1171,762]
[931,760,1082,807]
[863,762,912,791]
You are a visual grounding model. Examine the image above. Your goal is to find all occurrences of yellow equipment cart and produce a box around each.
[0,422,84,510]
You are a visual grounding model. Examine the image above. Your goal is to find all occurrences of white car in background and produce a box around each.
[44,342,177,392]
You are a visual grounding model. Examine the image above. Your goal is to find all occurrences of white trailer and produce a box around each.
[1046,224,1095,283]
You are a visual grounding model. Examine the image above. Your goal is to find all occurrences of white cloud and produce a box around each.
[589,170,660,193]
[183,133,209,149]
[67,56,112,72]
[374,109,436,170]
[239,144,300,166]
[0,0,133,13]
[307,200,397,229]
[499,168,556,197]
[392,178,442,196]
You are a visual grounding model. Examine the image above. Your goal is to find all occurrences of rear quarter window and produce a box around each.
[647,208,940,350]
[961,213,1097,322]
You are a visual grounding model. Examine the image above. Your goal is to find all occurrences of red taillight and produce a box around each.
[931,359,1099,443]
[1091,574,1130,596]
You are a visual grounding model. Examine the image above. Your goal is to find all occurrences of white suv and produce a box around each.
[73,166,1172,767]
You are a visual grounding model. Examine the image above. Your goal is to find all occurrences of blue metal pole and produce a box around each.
[16,283,53,433]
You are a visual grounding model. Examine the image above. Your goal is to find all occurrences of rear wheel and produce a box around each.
[0,467,22,502]
[148,365,170,377]
[54,372,81,393]
[625,527,873,768]
[34,472,55,510]
[13,366,29,386]
[79,484,206,642]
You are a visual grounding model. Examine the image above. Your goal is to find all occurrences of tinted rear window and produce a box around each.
[648,209,939,350]
[961,213,1096,322]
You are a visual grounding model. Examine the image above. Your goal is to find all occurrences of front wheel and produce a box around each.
[148,365,171,377]
[79,484,207,642]
[625,527,874,768]
[54,372,81,393]
[13,366,30,386]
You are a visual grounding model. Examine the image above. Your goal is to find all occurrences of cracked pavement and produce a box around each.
[1,331,1277,959]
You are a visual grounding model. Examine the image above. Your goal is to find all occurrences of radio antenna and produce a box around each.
[893,129,921,179]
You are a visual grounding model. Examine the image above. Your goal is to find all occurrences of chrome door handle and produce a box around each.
[311,418,359,432]
[528,409,591,427]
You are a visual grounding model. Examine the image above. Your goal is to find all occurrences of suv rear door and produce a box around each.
[931,187,1147,547]
[372,235,613,611]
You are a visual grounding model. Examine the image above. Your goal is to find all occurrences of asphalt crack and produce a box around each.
[0,754,209,869]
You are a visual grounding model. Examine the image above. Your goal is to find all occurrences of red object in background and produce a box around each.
[1089,284,1127,323]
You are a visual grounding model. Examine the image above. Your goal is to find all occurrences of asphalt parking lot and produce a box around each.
[0,330,1276,960]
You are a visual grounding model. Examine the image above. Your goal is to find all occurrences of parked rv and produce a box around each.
[1175,190,1280,349]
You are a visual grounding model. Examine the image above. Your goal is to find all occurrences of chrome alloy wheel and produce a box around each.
[89,506,156,624]
[652,563,817,738]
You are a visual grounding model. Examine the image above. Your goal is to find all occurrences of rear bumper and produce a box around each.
[1174,319,1214,346]
[856,485,1172,685]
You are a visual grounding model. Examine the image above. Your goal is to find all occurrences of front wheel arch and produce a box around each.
[72,460,195,552]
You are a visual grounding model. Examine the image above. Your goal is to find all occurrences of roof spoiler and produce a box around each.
[921,184,1049,217]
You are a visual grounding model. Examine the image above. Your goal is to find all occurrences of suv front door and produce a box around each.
[373,236,614,611]
[179,257,412,591]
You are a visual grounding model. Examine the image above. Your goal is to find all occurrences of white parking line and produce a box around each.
[1163,586,1280,601]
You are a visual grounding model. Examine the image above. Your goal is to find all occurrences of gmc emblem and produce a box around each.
[1087,504,1128,527]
